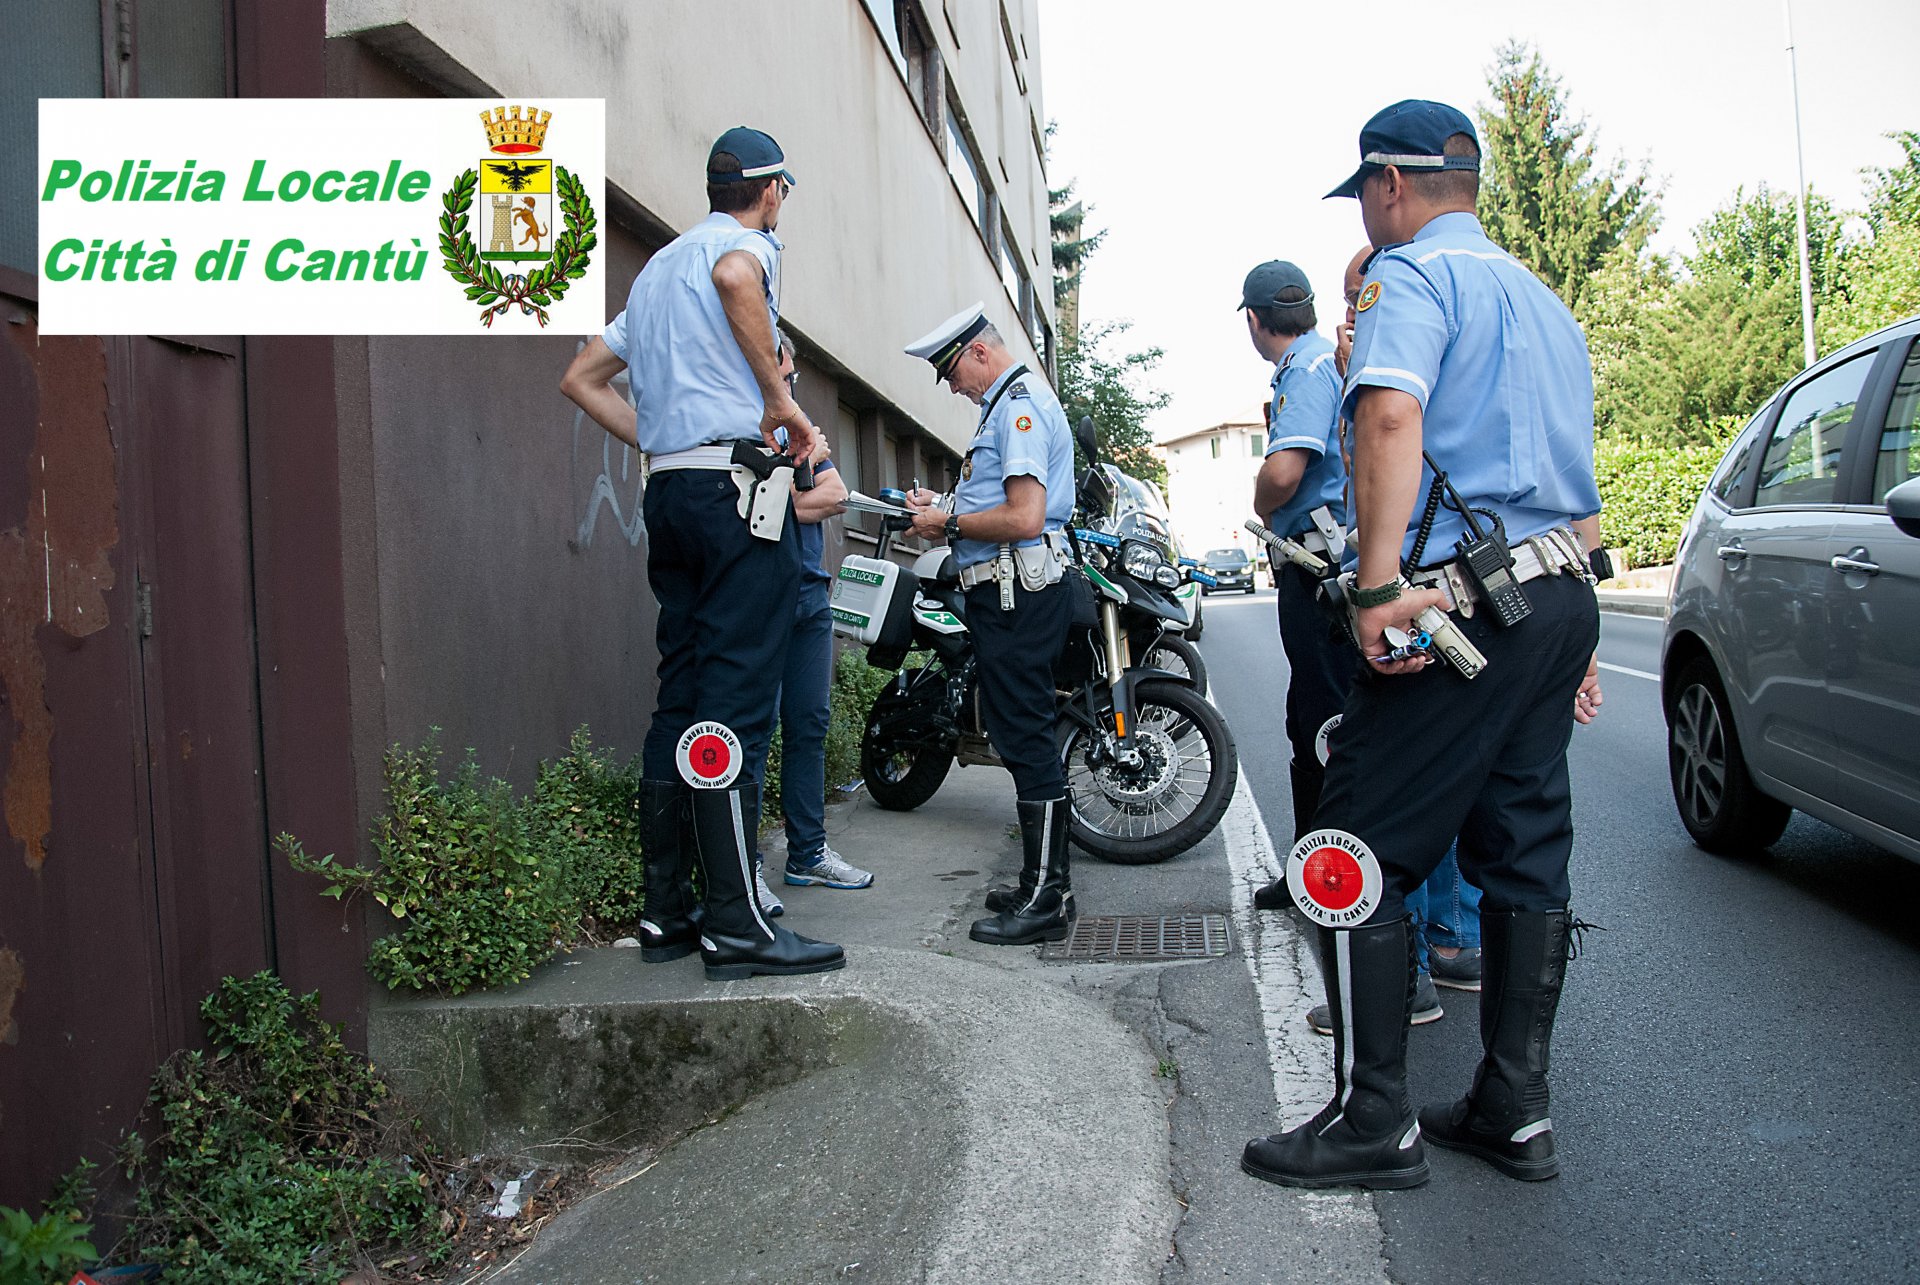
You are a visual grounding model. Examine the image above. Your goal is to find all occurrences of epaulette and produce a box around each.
[1007,381,1030,399]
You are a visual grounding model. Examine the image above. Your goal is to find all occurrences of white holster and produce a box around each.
[731,462,794,542]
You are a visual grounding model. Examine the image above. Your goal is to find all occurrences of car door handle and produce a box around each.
[1716,545,1747,561]
[1830,554,1880,576]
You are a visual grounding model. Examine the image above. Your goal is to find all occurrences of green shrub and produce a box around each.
[528,727,648,937]
[0,1203,96,1285]
[279,734,567,994]
[1594,426,1737,567]
[122,974,446,1285]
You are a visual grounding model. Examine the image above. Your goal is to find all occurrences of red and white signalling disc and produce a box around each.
[676,721,742,789]
[1285,829,1383,928]
[1314,714,1342,766]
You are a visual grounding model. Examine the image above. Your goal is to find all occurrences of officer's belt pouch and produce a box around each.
[731,463,793,542]
[1013,536,1069,592]
[831,555,919,655]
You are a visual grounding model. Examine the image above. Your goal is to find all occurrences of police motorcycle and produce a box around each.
[831,419,1238,865]
[1094,464,1209,688]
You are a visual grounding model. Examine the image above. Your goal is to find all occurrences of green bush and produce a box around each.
[0,1202,96,1285]
[279,734,568,994]
[528,727,648,938]
[122,974,446,1285]
[1594,426,1737,567]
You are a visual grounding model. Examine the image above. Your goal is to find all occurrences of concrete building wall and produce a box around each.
[1161,420,1267,559]
[326,0,1055,462]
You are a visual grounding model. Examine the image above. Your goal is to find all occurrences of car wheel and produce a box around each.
[1666,657,1791,854]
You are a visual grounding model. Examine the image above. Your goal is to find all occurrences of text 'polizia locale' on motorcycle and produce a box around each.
[829,416,1238,864]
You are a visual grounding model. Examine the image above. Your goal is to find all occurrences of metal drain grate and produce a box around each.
[1040,914,1232,962]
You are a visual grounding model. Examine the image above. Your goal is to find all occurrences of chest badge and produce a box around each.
[962,452,974,481]
[1015,415,1033,432]
[1356,281,1382,312]
[1273,394,1286,415]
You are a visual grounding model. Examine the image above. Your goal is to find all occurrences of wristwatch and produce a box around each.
[945,513,962,542]
[1349,578,1406,609]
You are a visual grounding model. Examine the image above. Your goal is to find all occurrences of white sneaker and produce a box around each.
[784,845,875,889]
[754,860,784,917]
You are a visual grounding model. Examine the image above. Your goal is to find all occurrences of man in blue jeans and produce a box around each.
[748,334,874,915]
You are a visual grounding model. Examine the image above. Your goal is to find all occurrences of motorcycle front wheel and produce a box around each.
[1060,678,1237,864]
[1139,632,1207,692]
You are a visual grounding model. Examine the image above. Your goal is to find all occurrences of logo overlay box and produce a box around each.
[37,98,606,335]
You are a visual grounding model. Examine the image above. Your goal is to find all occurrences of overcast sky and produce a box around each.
[1038,0,1920,440]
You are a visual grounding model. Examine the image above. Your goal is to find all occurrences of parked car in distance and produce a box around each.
[1662,313,1920,863]
[1201,547,1256,595]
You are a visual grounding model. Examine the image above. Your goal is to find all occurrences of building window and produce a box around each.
[945,95,986,229]
[896,1,943,138]
[1211,437,1221,459]
[999,215,1022,305]
[1000,3,1027,95]
[1250,433,1261,457]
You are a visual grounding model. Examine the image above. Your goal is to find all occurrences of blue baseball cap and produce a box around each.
[1238,260,1313,311]
[707,126,796,186]
[1326,99,1479,199]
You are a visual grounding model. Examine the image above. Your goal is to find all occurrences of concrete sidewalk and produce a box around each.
[370,768,1183,1284]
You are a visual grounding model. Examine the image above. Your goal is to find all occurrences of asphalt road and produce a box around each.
[1186,588,1920,1285]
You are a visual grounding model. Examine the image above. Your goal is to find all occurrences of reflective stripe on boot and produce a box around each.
[1418,909,1569,1180]
[970,797,1072,946]
[1241,917,1429,1190]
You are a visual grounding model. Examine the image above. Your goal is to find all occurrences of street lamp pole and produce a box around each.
[1784,0,1817,367]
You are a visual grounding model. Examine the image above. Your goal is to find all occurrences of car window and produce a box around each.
[1709,411,1768,506]
[1753,350,1876,508]
[1207,550,1246,565]
[1874,343,1920,504]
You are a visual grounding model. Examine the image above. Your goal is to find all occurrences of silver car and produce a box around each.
[1663,314,1920,860]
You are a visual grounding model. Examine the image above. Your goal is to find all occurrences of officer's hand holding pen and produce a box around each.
[1354,587,1450,675]
[904,488,947,540]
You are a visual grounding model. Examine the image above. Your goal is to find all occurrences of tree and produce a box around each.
[1687,182,1848,299]
[1820,131,1920,350]
[1054,320,1171,488]
[1476,42,1658,311]
[1044,120,1105,315]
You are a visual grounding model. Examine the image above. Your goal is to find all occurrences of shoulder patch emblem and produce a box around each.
[1356,281,1382,312]
[1015,415,1033,432]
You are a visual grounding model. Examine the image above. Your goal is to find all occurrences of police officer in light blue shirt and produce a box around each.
[1242,99,1602,1194]
[902,304,1079,947]
[1238,263,1355,901]
[560,125,844,983]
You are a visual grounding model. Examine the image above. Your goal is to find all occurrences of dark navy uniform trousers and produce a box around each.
[966,578,1072,801]
[1316,574,1599,915]
[641,467,801,784]
[1275,559,1359,837]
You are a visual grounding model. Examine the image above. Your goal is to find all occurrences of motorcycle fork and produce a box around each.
[1100,599,1140,754]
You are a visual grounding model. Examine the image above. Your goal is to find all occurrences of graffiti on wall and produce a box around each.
[570,340,644,549]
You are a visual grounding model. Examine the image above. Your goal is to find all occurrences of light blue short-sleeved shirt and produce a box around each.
[952,364,1076,571]
[1341,212,1601,567]
[1263,330,1348,538]
[604,212,781,455]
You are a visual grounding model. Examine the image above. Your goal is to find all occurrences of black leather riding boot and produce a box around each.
[970,797,1072,945]
[689,781,845,981]
[1242,918,1430,1190]
[637,779,700,962]
[1419,909,1569,1180]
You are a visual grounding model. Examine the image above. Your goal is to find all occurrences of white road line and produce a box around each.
[1222,771,1329,1122]
[1598,661,1659,681]
[1222,769,1386,1250]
